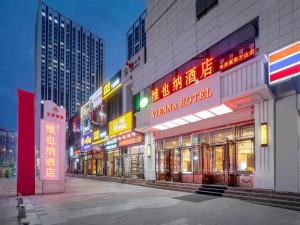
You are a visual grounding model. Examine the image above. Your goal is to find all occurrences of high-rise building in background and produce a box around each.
[126,10,146,61]
[34,1,104,119]
[0,128,16,165]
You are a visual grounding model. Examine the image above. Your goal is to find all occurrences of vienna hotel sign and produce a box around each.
[149,74,221,126]
[152,88,212,118]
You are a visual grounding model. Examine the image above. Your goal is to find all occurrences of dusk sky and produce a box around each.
[0,0,145,132]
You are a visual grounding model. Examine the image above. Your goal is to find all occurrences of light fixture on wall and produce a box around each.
[260,122,268,147]
[146,145,151,157]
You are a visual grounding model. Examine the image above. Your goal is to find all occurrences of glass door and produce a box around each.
[213,145,225,185]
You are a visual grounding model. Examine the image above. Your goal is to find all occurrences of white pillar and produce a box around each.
[144,132,156,180]
[254,99,275,190]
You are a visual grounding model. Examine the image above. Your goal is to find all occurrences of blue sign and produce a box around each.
[81,132,92,151]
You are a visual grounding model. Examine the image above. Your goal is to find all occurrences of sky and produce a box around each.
[0,0,145,131]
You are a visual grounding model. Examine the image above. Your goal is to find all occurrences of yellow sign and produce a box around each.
[109,111,133,136]
[103,81,111,97]
[102,76,122,100]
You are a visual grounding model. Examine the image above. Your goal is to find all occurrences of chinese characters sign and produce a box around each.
[81,132,92,151]
[151,43,255,103]
[149,74,220,127]
[40,120,60,180]
[109,111,133,137]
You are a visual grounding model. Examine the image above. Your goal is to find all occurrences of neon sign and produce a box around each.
[40,120,60,180]
[152,88,212,118]
[151,43,255,103]
[81,132,92,151]
[102,74,122,100]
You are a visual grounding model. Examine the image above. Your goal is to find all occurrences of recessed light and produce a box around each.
[209,104,232,115]
[195,110,215,119]
[162,122,179,128]
[182,114,201,122]
[171,118,189,125]
[153,124,168,130]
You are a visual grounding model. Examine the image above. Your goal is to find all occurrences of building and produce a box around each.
[126,10,146,61]
[34,1,104,120]
[128,0,300,193]
[0,128,16,165]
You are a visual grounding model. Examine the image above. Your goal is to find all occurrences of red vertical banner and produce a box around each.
[17,89,35,195]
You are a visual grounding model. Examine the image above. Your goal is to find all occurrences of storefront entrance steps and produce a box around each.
[144,181,200,193]
[195,184,300,211]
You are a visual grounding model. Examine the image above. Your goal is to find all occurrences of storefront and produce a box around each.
[135,21,274,189]
[155,122,254,187]
[119,133,145,179]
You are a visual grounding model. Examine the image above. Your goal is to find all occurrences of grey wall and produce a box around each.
[275,94,300,192]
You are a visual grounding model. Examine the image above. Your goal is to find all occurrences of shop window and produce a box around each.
[164,138,179,149]
[181,135,192,147]
[156,140,163,150]
[239,125,254,139]
[193,146,200,173]
[237,140,254,173]
[212,128,234,143]
[181,149,192,172]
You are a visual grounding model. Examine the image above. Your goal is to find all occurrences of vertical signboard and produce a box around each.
[17,89,35,195]
[40,101,66,193]
[40,120,60,180]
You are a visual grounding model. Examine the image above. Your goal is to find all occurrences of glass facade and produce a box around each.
[36,3,104,119]
[155,123,255,187]
[126,10,146,61]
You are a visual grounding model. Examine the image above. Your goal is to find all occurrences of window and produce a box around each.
[181,149,192,172]
[196,0,218,20]
[237,140,254,173]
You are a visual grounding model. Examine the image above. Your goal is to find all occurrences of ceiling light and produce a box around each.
[171,118,189,125]
[182,114,202,122]
[195,110,215,119]
[162,122,179,128]
[209,104,232,115]
[132,132,136,136]
[153,124,168,130]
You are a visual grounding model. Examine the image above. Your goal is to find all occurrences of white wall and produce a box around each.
[254,99,275,189]
[275,94,300,192]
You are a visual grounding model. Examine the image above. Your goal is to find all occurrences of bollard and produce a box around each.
[18,204,26,221]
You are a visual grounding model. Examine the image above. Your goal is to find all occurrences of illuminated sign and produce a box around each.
[151,43,255,103]
[149,74,220,127]
[40,120,60,180]
[119,135,143,147]
[102,74,122,100]
[139,96,149,108]
[89,87,102,109]
[81,102,91,118]
[92,128,108,145]
[81,132,92,151]
[109,111,133,137]
[152,88,212,118]
[268,42,300,85]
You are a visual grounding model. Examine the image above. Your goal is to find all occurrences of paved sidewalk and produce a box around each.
[23,177,300,225]
[0,178,18,225]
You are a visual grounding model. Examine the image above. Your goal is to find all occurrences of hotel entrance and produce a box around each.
[155,123,255,187]
[202,141,235,186]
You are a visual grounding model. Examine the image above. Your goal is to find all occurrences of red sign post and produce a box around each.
[17,89,35,195]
